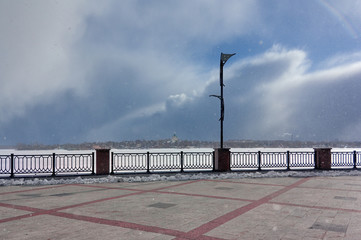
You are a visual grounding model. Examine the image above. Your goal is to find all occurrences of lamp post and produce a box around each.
[210,52,235,149]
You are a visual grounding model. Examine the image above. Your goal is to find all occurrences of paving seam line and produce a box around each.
[154,190,254,202]
[203,179,287,187]
[297,185,361,193]
[269,201,361,214]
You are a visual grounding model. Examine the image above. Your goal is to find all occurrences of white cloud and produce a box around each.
[167,94,193,108]
[318,51,361,69]
[233,46,361,140]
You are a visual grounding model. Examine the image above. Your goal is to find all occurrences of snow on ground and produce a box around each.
[1,170,361,186]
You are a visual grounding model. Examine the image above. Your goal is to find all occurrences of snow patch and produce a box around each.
[1,170,361,186]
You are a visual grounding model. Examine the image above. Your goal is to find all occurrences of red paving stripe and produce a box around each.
[0,202,53,223]
[0,184,68,195]
[51,211,186,238]
[0,201,49,213]
[0,213,43,224]
[180,235,225,240]
[178,177,311,239]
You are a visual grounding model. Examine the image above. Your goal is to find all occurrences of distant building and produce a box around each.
[171,133,179,143]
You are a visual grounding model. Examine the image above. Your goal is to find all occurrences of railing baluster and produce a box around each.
[92,152,95,175]
[354,150,357,169]
[111,152,114,174]
[147,152,150,173]
[52,153,56,176]
[287,151,290,170]
[180,151,184,172]
[10,154,14,178]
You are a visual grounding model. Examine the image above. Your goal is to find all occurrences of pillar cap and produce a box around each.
[94,147,111,151]
[313,147,332,150]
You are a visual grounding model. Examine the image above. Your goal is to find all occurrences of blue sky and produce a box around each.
[1,0,361,145]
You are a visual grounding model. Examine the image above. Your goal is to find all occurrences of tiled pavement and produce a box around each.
[1,176,361,239]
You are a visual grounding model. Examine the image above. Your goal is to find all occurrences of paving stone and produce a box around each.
[18,193,42,197]
[334,196,357,201]
[310,222,348,233]
[2,176,361,239]
[214,187,234,190]
[148,202,177,209]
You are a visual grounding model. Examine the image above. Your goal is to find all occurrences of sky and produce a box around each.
[1,0,361,145]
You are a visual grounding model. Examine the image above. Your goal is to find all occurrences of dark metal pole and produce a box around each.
[220,58,224,149]
[219,53,235,149]
[210,52,235,149]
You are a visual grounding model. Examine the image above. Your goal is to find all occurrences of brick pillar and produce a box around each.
[96,149,110,175]
[314,148,332,170]
[214,148,231,172]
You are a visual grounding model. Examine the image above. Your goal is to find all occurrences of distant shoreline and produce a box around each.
[4,139,361,151]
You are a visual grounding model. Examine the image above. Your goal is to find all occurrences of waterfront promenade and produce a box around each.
[1,175,361,239]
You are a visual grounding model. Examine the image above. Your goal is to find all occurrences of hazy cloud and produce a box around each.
[1,1,361,144]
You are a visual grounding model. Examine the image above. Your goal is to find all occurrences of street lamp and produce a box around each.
[210,52,235,149]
